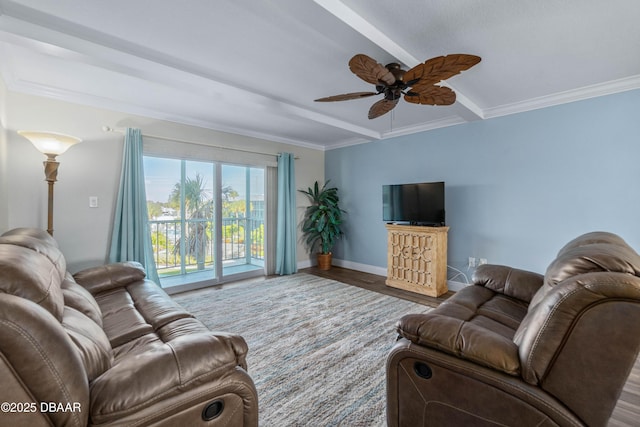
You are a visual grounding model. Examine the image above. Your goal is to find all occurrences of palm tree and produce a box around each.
[169,173,213,270]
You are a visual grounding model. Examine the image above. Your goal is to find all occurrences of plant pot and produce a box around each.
[317,253,332,270]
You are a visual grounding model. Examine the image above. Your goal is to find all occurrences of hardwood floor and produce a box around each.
[301,265,454,308]
[303,266,640,427]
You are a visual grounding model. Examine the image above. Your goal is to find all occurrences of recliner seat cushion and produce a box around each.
[397,285,526,375]
[95,281,194,348]
[89,333,248,424]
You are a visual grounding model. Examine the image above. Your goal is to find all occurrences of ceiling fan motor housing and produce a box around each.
[380,64,407,101]
[384,88,403,101]
[385,63,406,83]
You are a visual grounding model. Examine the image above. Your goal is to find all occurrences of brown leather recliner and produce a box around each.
[387,231,640,427]
[0,228,258,426]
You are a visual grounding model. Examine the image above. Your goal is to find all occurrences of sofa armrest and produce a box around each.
[397,313,521,376]
[90,332,249,425]
[387,338,585,427]
[472,264,544,303]
[73,262,146,294]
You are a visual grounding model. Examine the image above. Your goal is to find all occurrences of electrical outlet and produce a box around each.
[479,258,488,265]
[89,196,98,208]
[468,257,476,268]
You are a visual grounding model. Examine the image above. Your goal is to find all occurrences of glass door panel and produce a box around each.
[181,160,216,281]
[144,157,183,281]
[221,165,265,278]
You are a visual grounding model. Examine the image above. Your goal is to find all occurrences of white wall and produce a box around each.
[3,88,324,272]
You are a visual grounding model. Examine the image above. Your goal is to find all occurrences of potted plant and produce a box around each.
[299,180,345,270]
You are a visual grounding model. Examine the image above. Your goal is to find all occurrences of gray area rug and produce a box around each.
[172,273,432,426]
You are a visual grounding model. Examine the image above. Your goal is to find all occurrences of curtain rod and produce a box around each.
[102,126,298,159]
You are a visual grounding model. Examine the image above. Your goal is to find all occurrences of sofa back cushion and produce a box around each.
[513,271,640,425]
[515,232,640,386]
[555,230,629,254]
[0,229,66,281]
[528,232,640,311]
[0,241,65,320]
[62,306,113,381]
[1,227,60,245]
[62,274,104,327]
[546,239,640,288]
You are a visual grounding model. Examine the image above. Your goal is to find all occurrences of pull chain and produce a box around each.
[390,109,394,132]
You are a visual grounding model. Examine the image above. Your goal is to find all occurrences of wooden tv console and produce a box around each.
[385,224,449,297]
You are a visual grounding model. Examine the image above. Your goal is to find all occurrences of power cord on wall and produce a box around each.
[447,265,469,284]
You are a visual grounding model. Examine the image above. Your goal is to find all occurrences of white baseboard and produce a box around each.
[297,257,386,276]
[297,259,313,270]
[331,258,388,277]
[302,257,470,292]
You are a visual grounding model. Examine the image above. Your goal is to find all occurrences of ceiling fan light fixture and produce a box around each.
[316,53,481,119]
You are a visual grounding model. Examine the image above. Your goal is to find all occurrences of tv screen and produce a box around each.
[382,181,445,226]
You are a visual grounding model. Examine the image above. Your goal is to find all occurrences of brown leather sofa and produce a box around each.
[0,228,258,427]
[387,231,640,427]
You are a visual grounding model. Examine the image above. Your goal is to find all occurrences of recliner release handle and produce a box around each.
[202,399,225,421]
[414,361,433,379]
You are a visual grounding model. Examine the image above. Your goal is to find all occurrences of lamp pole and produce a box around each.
[43,155,60,235]
[17,131,82,236]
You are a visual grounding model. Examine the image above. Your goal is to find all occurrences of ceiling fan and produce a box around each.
[315,53,481,119]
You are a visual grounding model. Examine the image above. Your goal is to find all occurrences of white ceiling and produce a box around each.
[1,0,639,150]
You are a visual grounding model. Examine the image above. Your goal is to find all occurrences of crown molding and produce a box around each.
[5,76,329,151]
[327,76,640,150]
[484,75,640,119]
[326,115,467,150]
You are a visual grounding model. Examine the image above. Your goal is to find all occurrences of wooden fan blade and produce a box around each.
[349,54,396,86]
[404,85,456,106]
[368,98,399,119]
[404,54,481,87]
[314,92,378,102]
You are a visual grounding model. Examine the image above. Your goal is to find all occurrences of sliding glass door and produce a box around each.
[220,164,265,277]
[144,156,265,289]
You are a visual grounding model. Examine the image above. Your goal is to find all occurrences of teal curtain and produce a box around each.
[275,152,297,275]
[108,128,160,284]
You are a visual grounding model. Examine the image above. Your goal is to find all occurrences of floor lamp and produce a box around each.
[18,131,82,236]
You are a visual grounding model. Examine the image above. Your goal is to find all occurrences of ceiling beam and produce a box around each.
[443,82,486,121]
[313,0,420,68]
[0,0,380,141]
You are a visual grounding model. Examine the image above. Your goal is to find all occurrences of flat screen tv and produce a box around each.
[382,181,445,226]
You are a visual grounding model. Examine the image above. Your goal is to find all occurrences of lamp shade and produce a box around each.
[18,131,82,157]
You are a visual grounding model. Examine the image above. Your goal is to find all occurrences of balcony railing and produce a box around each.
[148,216,264,277]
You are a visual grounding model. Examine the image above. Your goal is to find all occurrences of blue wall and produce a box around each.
[325,89,640,277]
